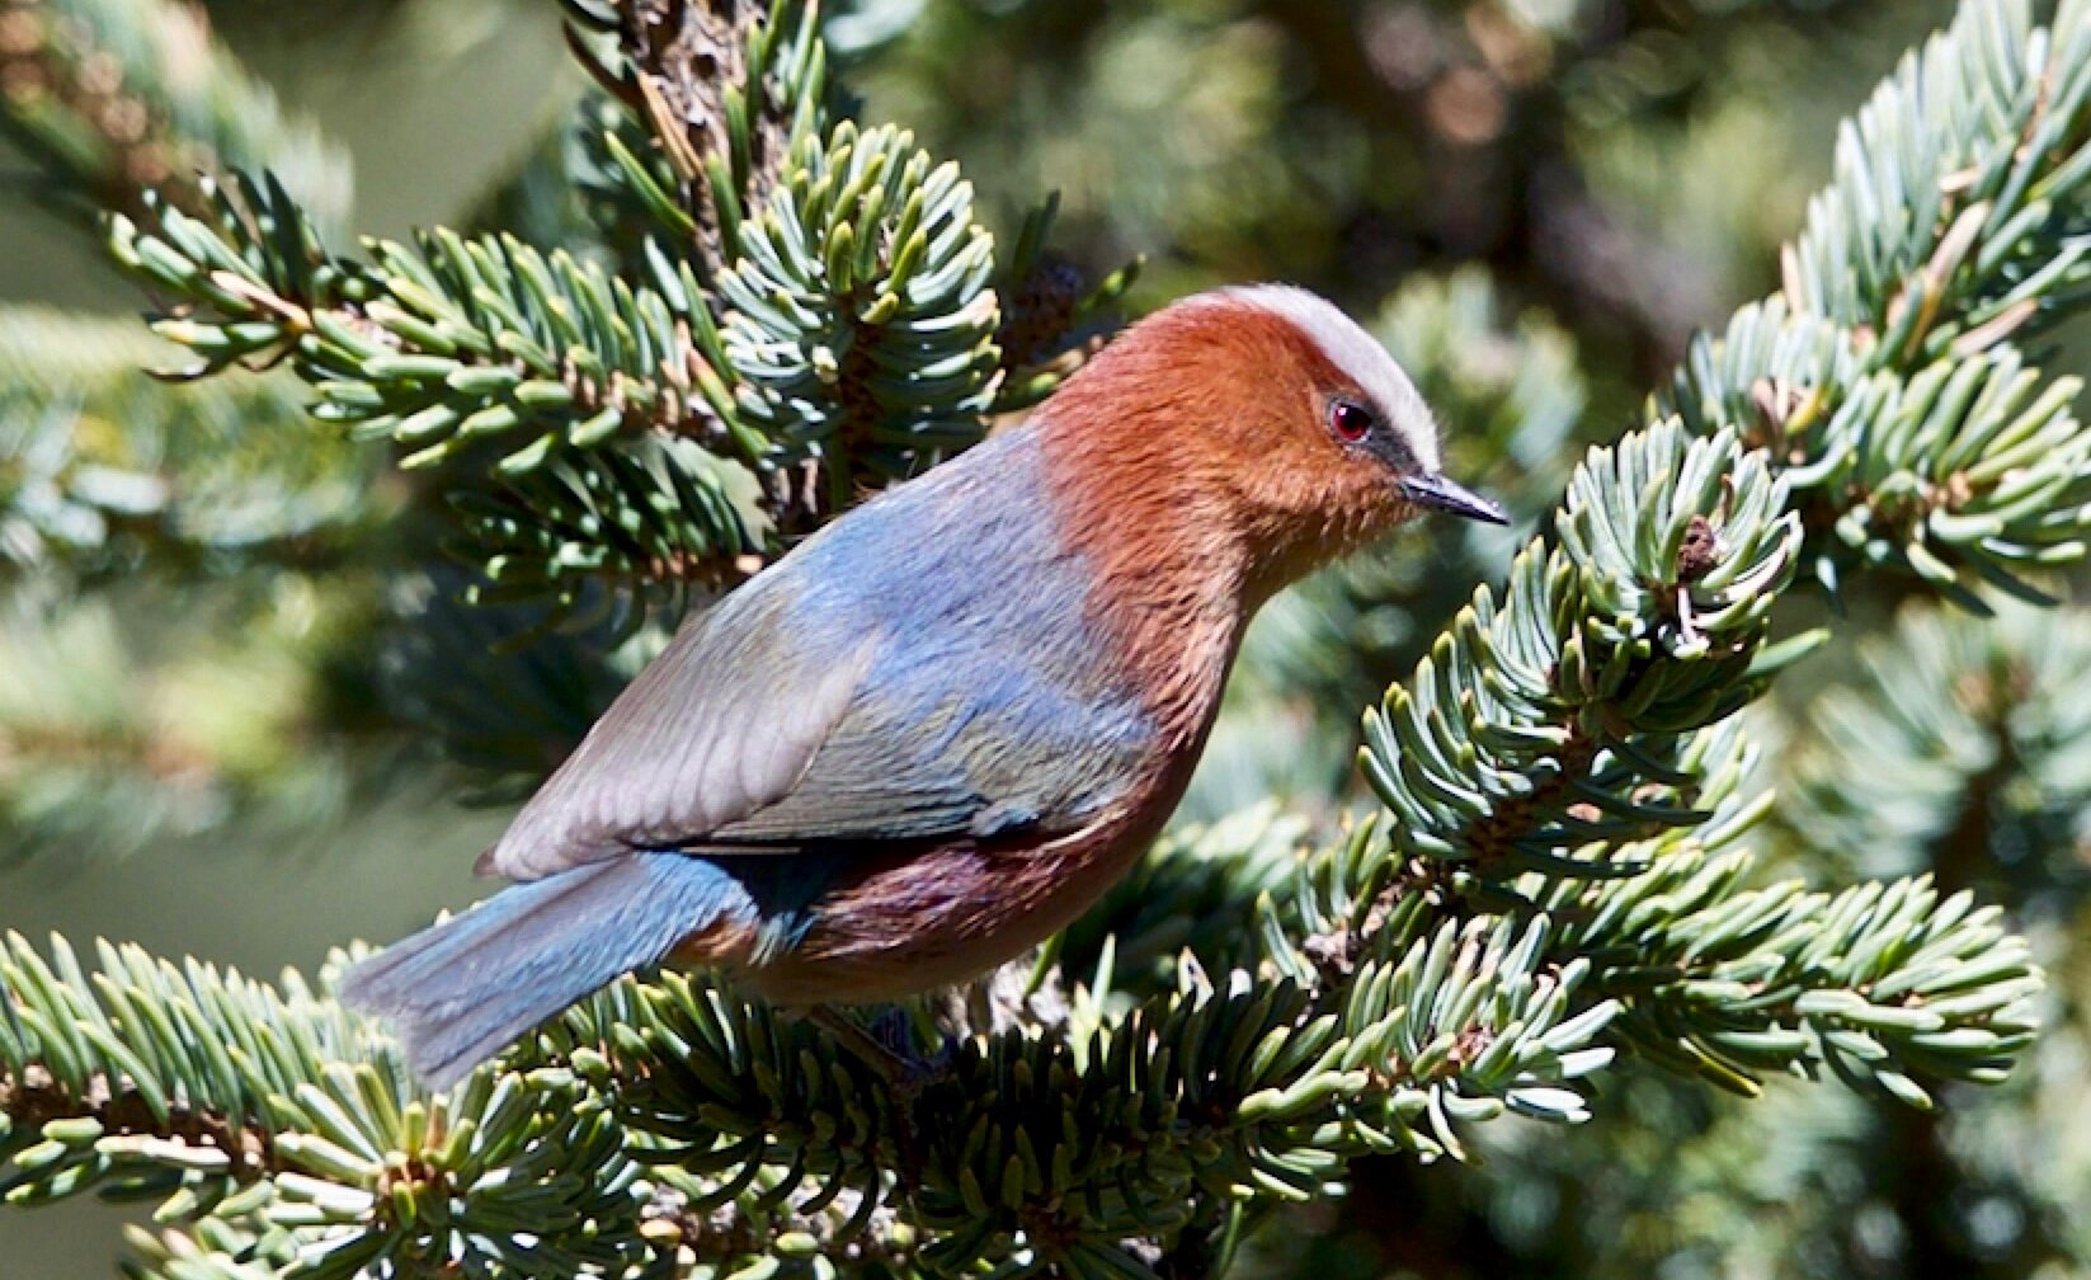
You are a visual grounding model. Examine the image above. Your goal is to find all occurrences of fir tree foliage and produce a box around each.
[1758,600,2091,1265]
[0,311,376,576]
[0,0,349,226]
[1785,599,2091,893]
[0,0,376,866]
[2,0,2088,1276]
[1473,600,2091,1278]
[0,313,390,866]
[1668,0,2091,604]
[103,0,1129,627]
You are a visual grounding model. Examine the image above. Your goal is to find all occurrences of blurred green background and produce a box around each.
[9,0,2089,1276]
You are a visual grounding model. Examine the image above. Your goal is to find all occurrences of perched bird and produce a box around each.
[342,284,1506,1086]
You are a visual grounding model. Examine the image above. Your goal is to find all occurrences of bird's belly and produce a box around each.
[691,817,1159,1007]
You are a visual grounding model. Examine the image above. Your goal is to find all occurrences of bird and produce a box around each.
[340,284,1508,1088]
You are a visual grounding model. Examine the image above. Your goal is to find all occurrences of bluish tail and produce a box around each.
[339,853,753,1089]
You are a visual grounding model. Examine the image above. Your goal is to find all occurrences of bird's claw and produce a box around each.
[806,1005,954,1091]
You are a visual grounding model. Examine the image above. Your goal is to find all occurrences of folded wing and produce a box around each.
[479,429,1154,881]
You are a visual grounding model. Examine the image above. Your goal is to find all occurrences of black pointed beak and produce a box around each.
[1400,471,1509,525]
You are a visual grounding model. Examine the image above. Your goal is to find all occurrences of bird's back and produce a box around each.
[483,425,1163,884]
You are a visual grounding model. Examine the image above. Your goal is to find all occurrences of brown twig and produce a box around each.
[605,0,799,268]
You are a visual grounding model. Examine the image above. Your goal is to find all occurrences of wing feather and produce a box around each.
[479,584,874,880]
[475,426,1156,881]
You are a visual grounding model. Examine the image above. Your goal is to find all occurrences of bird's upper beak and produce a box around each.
[1400,471,1510,525]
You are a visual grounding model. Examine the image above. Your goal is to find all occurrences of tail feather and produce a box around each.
[340,853,752,1088]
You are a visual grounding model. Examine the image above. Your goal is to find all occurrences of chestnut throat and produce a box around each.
[1032,435,1264,764]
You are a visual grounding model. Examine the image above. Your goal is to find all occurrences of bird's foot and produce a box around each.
[868,1006,957,1081]
[805,1005,954,1091]
[803,1005,957,1178]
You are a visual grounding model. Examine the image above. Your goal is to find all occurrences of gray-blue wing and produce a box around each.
[701,646,1153,848]
[479,579,877,880]
[478,428,1153,881]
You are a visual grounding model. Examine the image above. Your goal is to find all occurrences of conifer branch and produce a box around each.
[0,0,348,227]
[1350,0,2091,908]
[1669,0,2091,602]
[103,90,1017,617]
[5,1,2084,1276]
[0,308,377,576]
[0,309,397,866]
[564,0,825,272]
[94,0,1134,623]
[1782,597,2091,888]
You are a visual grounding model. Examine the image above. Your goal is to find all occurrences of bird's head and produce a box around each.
[1042,284,1506,596]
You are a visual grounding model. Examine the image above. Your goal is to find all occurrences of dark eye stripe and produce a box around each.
[1376,427,1417,470]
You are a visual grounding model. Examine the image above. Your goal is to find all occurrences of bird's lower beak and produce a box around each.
[1400,472,1510,525]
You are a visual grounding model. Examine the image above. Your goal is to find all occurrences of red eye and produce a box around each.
[1328,400,1374,444]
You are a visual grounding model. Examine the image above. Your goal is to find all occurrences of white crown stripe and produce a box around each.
[1200,284,1444,473]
